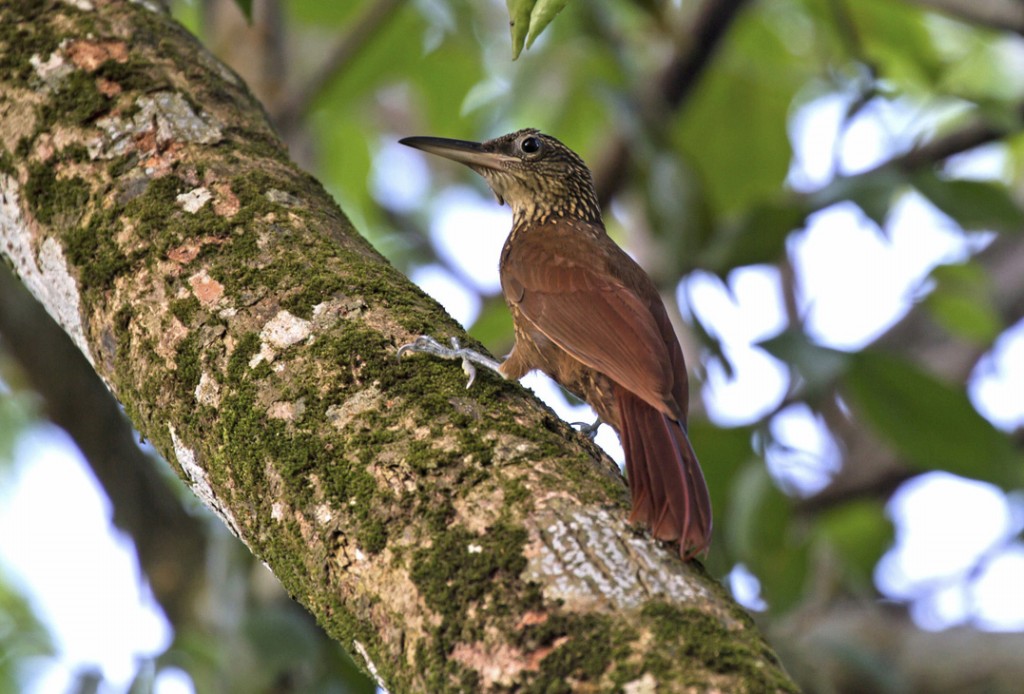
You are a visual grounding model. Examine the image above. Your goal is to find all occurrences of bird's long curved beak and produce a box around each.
[399,136,509,171]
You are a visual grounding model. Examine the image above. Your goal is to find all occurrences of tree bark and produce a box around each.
[0,1,795,691]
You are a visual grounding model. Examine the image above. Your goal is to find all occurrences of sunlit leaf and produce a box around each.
[0,571,54,693]
[923,262,1003,343]
[507,0,531,60]
[846,0,944,90]
[843,350,1022,488]
[913,171,1024,233]
[526,0,570,50]
[507,0,570,59]
[0,388,38,466]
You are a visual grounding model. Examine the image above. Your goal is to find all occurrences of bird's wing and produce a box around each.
[502,222,679,415]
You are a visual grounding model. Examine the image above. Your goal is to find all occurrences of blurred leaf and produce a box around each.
[814,499,892,594]
[639,149,714,270]
[246,605,322,670]
[728,463,808,612]
[808,169,906,230]
[233,0,253,22]
[846,0,944,90]
[701,199,808,272]
[689,421,755,545]
[758,329,851,394]
[923,262,1003,343]
[0,389,38,466]
[843,350,1022,488]
[507,0,570,59]
[0,570,54,692]
[913,171,1024,233]
[469,296,515,355]
[676,4,811,217]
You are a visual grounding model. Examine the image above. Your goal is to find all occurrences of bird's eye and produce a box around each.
[520,136,542,155]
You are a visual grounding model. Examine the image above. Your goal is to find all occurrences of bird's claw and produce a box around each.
[397,335,502,389]
[570,418,602,440]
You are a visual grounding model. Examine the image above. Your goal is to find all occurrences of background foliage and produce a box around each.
[2,0,1023,691]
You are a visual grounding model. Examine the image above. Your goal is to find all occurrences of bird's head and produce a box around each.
[400,129,602,227]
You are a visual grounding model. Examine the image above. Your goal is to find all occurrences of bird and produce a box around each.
[397,128,712,558]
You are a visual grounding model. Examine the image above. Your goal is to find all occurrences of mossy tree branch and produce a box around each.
[0,1,794,690]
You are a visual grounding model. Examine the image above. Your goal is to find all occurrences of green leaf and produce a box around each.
[0,569,54,693]
[468,295,514,353]
[923,262,1003,344]
[843,350,1022,488]
[913,171,1024,233]
[687,421,755,548]
[808,168,906,230]
[675,4,811,217]
[728,463,808,612]
[234,0,253,22]
[507,0,569,59]
[526,0,569,50]
[700,199,808,272]
[815,500,892,595]
[846,0,945,90]
[507,0,531,59]
[758,329,851,394]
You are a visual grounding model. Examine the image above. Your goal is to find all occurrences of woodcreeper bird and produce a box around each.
[398,129,712,558]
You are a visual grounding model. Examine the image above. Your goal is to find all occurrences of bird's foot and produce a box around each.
[397,335,503,388]
[570,417,602,440]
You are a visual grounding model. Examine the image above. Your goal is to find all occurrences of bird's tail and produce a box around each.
[615,388,712,558]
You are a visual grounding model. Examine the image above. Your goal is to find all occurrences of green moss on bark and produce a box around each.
[0,2,63,83]
[524,613,636,693]
[638,601,797,692]
[23,161,90,227]
[40,70,111,125]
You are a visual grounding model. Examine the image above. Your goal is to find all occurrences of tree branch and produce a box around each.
[0,1,792,690]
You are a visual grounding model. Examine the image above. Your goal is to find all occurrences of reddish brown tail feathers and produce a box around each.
[615,387,713,558]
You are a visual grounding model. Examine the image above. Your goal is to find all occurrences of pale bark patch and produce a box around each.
[453,479,507,533]
[170,424,243,539]
[62,0,95,11]
[450,632,566,688]
[210,181,240,217]
[188,268,224,305]
[176,186,213,213]
[623,672,658,694]
[92,92,223,160]
[67,39,128,71]
[524,499,714,612]
[194,371,221,407]
[260,309,312,350]
[326,384,384,430]
[267,398,305,421]
[31,50,72,84]
[0,177,94,365]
